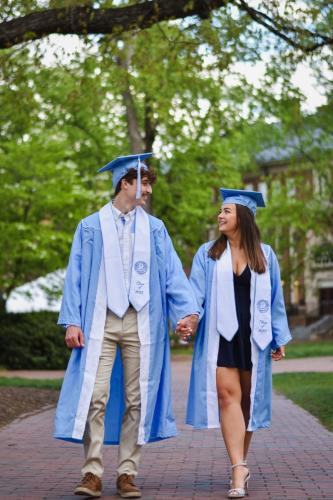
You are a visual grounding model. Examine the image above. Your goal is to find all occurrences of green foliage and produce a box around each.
[0,377,62,389]
[0,312,70,369]
[312,243,333,264]
[0,2,332,306]
[0,49,116,305]
[273,372,333,432]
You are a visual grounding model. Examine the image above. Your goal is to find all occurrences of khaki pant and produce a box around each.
[82,308,142,478]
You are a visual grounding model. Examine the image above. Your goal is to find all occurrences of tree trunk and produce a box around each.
[117,40,144,155]
[144,96,157,213]
[144,96,156,154]
[0,294,7,314]
[116,39,157,212]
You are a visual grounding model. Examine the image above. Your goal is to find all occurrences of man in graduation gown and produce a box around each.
[54,153,198,498]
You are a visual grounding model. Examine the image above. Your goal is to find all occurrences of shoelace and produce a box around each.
[83,473,97,485]
[120,474,134,486]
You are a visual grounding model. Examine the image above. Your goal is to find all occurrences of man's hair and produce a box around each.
[208,204,267,274]
[114,167,157,195]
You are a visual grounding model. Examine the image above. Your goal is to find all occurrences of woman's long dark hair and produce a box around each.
[208,204,267,274]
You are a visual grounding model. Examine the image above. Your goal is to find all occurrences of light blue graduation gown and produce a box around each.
[54,209,197,445]
[186,241,292,431]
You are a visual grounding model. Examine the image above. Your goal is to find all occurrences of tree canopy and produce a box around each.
[1,0,332,310]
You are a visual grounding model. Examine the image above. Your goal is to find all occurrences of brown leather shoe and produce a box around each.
[75,472,102,497]
[116,473,142,498]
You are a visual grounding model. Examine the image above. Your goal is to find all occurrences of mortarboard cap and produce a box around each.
[98,152,153,199]
[220,188,265,215]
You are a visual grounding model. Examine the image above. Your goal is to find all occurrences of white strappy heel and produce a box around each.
[230,460,248,486]
[227,461,250,498]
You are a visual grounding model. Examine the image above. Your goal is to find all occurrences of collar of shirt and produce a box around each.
[111,203,136,224]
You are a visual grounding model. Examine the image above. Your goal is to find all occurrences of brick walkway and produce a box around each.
[0,360,332,499]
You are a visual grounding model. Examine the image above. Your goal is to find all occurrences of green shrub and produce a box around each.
[0,311,70,369]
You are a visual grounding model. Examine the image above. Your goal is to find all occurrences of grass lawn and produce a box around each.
[171,340,333,358]
[285,340,333,358]
[273,372,333,432]
[0,377,62,390]
[171,346,193,356]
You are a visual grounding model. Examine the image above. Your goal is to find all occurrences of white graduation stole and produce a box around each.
[129,206,150,311]
[99,203,150,318]
[216,242,238,341]
[216,242,272,350]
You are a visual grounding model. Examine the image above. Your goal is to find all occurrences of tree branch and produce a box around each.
[236,0,333,53]
[0,0,332,53]
[0,0,227,49]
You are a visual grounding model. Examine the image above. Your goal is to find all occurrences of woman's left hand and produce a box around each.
[271,345,286,361]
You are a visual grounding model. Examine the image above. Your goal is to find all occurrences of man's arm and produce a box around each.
[58,222,85,349]
[269,248,292,351]
[175,245,207,340]
[162,226,199,331]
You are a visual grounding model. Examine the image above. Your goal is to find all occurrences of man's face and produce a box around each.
[124,176,153,207]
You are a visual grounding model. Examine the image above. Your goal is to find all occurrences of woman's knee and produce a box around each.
[218,386,238,409]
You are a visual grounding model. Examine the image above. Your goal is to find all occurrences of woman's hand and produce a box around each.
[271,345,286,361]
[176,315,198,342]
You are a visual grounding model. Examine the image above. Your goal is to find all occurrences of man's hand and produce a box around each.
[176,314,199,342]
[271,345,286,361]
[65,326,85,349]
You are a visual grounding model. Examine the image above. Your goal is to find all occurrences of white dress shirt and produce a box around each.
[111,204,136,295]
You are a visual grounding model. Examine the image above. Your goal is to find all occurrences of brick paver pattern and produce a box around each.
[0,360,332,499]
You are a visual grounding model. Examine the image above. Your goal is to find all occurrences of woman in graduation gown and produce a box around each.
[183,188,291,498]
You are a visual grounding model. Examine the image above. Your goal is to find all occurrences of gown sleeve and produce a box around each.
[57,222,83,329]
[189,244,207,321]
[162,226,199,329]
[269,247,292,349]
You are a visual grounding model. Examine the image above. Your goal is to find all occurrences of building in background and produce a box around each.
[243,129,333,326]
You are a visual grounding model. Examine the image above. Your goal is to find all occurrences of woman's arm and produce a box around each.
[189,244,208,320]
[269,248,292,350]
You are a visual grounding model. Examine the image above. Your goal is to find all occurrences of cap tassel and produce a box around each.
[136,156,142,199]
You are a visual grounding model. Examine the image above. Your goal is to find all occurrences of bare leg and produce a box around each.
[216,367,249,488]
[239,370,253,461]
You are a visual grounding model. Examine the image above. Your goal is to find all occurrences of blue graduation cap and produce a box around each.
[220,188,265,215]
[98,152,153,199]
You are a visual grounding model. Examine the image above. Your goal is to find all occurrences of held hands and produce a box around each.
[65,326,85,349]
[176,314,199,342]
[271,345,286,361]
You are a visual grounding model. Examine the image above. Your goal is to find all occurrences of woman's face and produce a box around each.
[218,203,238,235]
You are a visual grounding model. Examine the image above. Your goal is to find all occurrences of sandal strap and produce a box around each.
[231,461,247,469]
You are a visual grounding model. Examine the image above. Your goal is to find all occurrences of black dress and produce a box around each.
[217,264,252,371]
